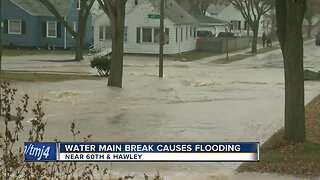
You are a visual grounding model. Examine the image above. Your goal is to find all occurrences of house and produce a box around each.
[93,0,197,55]
[1,0,93,49]
[206,3,269,36]
[194,15,230,36]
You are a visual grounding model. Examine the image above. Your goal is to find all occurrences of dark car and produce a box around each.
[197,31,215,38]
[217,32,235,38]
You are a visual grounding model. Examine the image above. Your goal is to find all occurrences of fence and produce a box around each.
[197,37,250,53]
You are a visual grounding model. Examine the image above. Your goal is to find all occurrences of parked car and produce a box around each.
[197,30,215,38]
[217,32,236,38]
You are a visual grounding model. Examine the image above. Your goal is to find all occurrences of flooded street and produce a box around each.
[2,42,320,179]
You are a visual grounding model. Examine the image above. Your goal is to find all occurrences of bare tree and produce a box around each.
[227,0,273,53]
[0,0,2,72]
[159,0,164,78]
[97,0,127,88]
[305,0,320,38]
[199,0,226,15]
[39,0,95,61]
[176,0,222,16]
[276,0,307,142]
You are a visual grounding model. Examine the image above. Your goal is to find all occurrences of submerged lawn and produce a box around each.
[237,94,320,178]
[0,70,101,82]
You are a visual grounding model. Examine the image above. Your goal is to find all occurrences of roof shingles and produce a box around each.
[10,0,73,17]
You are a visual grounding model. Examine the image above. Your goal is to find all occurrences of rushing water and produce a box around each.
[3,43,320,179]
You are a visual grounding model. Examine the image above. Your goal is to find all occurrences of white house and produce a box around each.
[93,0,198,54]
[206,4,270,36]
[194,15,230,36]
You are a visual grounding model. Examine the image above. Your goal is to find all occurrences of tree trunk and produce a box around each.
[108,8,125,88]
[75,37,84,61]
[276,0,306,142]
[307,17,312,38]
[251,24,259,53]
[159,0,164,78]
[74,19,87,61]
[0,0,2,72]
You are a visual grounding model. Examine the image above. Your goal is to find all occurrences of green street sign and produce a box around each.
[148,14,160,19]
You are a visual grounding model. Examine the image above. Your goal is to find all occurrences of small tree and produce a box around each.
[39,0,95,61]
[97,0,127,88]
[227,0,273,53]
[275,0,307,142]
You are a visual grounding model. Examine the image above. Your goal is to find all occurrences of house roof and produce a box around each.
[195,15,229,25]
[150,0,197,25]
[10,0,73,17]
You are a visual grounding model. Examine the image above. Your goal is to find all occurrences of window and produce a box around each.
[100,25,127,42]
[154,28,160,43]
[105,26,112,39]
[180,27,183,42]
[47,21,57,38]
[135,0,138,5]
[73,22,77,32]
[142,28,152,42]
[193,27,196,37]
[154,28,169,44]
[190,26,192,37]
[77,0,81,10]
[72,22,77,38]
[137,27,141,43]
[176,28,178,42]
[231,20,241,30]
[99,25,104,40]
[186,26,188,39]
[137,27,169,44]
[165,28,169,44]
[8,20,21,34]
[124,27,128,42]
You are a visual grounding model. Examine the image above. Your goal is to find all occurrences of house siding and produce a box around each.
[1,0,39,47]
[93,0,196,55]
[1,0,93,49]
[214,4,265,36]
[65,0,94,49]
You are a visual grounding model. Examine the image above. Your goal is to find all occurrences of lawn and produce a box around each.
[255,46,279,54]
[0,70,101,82]
[237,94,320,178]
[2,49,80,56]
[173,51,220,61]
[212,54,254,64]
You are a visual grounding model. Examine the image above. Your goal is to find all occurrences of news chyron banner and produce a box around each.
[24,142,259,162]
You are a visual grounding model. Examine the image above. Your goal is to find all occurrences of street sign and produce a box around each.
[148,14,160,19]
[154,33,169,44]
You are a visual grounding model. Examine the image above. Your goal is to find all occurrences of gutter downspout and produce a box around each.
[64,17,67,49]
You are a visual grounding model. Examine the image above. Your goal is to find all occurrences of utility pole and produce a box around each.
[159,0,164,78]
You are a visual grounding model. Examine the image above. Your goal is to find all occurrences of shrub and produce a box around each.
[0,82,164,179]
[90,55,111,77]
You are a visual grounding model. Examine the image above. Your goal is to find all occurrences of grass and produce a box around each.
[255,46,279,54]
[237,94,320,178]
[213,54,253,64]
[0,70,101,82]
[173,51,220,61]
[2,49,80,56]
[213,46,280,64]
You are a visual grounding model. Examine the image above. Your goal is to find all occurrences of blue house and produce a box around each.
[1,0,93,49]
